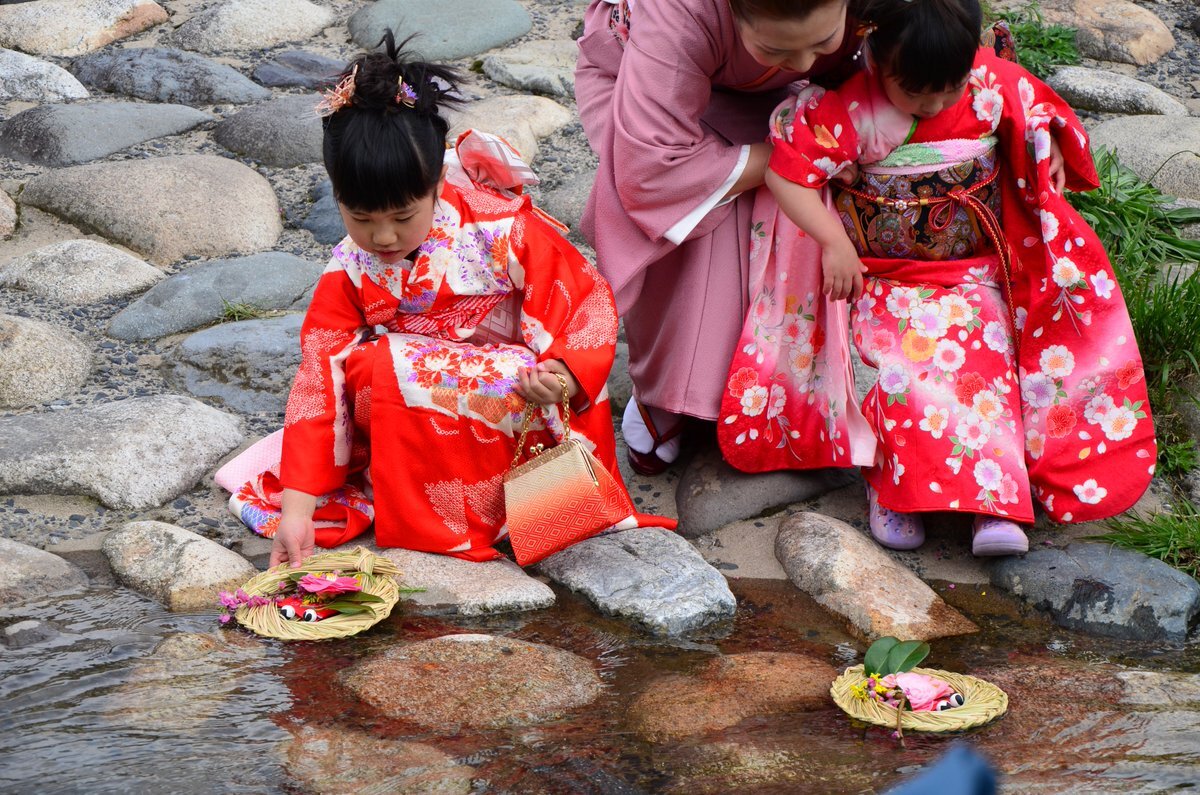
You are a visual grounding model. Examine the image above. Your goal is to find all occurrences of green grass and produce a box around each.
[992,2,1081,79]
[220,299,274,322]
[1093,500,1200,580]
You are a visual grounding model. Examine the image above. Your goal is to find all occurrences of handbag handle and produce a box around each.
[509,372,571,469]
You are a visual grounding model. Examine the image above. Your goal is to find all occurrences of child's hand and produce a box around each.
[1049,136,1066,194]
[833,162,860,186]
[822,239,867,301]
[516,359,580,406]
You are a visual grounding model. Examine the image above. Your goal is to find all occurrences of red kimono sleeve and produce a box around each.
[767,86,860,189]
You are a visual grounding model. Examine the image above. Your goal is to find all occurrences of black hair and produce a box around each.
[729,0,851,22]
[862,0,983,93]
[321,31,463,212]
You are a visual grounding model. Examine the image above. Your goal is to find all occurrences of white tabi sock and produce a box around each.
[621,399,683,463]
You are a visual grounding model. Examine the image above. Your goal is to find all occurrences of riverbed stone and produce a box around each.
[1117,671,1200,707]
[0,0,167,57]
[536,528,736,636]
[1047,66,1188,116]
[343,634,602,731]
[375,547,556,615]
[252,50,344,89]
[348,0,531,61]
[299,179,345,245]
[72,47,271,106]
[0,395,243,510]
[213,94,322,168]
[0,314,91,408]
[0,101,211,166]
[282,727,474,795]
[447,95,573,162]
[0,48,89,102]
[1089,116,1200,203]
[170,314,301,412]
[0,537,89,606]
[628,652,836,741]
[539,168,594,234]
[775,512,978,641]
[2,619,59,648]
[0,239,163,303]
[109,252,320,340]
[169,0,333,54]
[1041,0,1176,67]
[0,187,15,239]
[988,542,1200,641]
[21,155,282,265]
[482,40,578,98]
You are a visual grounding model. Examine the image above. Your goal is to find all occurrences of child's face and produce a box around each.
[338,191,438,265]
[736,0,849,75]
[881,73,968,120]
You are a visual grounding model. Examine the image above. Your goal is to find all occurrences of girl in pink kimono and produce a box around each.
[575,0,869,474]
[719,0,1155,554]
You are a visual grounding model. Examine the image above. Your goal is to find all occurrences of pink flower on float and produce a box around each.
[884,672,956,711]
[297,574,362,595]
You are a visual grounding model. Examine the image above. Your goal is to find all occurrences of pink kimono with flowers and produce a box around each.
[718,50,1155,524]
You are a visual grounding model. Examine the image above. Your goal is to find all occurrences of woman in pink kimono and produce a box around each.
[718,0,1155,554]
[575,0,868,474]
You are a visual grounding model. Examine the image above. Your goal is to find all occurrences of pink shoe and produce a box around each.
[971,515,1029,556]
[867,485,925,550]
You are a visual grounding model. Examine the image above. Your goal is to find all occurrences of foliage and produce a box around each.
[863,636,930,676]
[992,2,1081,79]
[220,298,274,322]
[1094,499,1200,580]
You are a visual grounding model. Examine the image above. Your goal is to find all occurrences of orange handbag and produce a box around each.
[503,375,634,566]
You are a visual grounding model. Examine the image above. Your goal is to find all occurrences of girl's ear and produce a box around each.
[436,163,449,197]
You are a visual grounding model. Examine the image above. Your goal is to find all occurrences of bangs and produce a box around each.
[322,112,445,212]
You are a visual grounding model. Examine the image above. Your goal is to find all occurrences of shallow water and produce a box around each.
[2,579,1197,794]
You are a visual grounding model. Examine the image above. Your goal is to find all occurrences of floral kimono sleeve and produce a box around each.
[766,86,860,188]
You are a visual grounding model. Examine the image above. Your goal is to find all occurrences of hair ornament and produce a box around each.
[851,22,877,61]
[396,77,419,108]
[316,64,358,118]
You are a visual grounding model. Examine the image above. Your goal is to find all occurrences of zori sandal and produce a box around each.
[623,400,685,477]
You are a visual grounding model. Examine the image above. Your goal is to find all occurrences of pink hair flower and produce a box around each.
[315,65,358,118]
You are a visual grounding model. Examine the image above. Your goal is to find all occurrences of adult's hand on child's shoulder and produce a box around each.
[516,360,580,406]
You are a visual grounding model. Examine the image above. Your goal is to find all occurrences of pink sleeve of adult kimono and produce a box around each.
[574,0,621,154]
[766,88,860,188]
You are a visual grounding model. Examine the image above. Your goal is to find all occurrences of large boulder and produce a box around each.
[169,314,302,412]
[0,240,163,304]
[0,314,91,408]
[0,0,167,57]
[447,95,573,163]
[20,155,282,265]
[375,547,556,615]
[0,187,14,239]
[298,179,345,245]
[348,0,531,61]
[0,537,89,606]
[281,727,474,795]
[0,48,89,102]
[1041,0,1176,66]
[1089,116,1200,203]
[482,40,578,98]
[72,47,271,106]
[1047,66,1187,116]
[169,0,333,54]
[252,50,344,89]
[213,94,323,168]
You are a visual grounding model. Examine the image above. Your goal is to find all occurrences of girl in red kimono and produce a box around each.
[221,38,668,566]
[718,0,1155,555]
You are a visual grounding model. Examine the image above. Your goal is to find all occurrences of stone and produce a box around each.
[375,547,556,615]
[676,446,855,538]
[1117,671,1200,707]
[537,528,737,636]
[482,40,578,98]
[1089,116,1200,203]
[281,727,474,795]
[538,168,594,234]
[342,634,602,731]
[0,187,15,239]
[213,94,323,168]
[0,314,91,408]
[988,542,1200,641]
[102,521,257,611]
[1047,66,1187,116]
[0,101,211,167]
[2,619,59,648]
[690,514,789,579]
[299,179,345,245]
[447,95,574,163]
[0,395,243,510]
[628,652,836,741]
[348,0,531,61]
[109,252,321,340]
[169,314,301,412]
[775,512,978,641]
[0,240,163,304]
[21,155,282,265]
[0,48,89,102]
[72,47,271,106]
[1041,0,1176,67]
[169,0,333,54]
[0,0,166,57]
[252,50,344,89]
[0,536,89,606]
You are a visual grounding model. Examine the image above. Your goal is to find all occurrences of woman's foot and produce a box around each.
[622,399,684,476]
[971,515,1029,556]
[867,484,925,550]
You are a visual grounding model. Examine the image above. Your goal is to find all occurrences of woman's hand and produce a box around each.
[822,238,867,301]
[270,489,317,569]
[516,359,580,406]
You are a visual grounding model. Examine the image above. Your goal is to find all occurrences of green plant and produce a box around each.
[1155,429,1200,480]
[993,2,1081,79]
[220,298,273,322]
[863,636,930,677]
[1093,500,1200,580]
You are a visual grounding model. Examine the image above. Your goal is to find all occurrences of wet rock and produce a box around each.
[0,395,243,510]
[537,528,736,636]
[0,0,166,57]
[21,155,282,265]
[0,314,91,408]
[72,47,271,106]
[109,252,320,340]
[0,537,89,606]
[677,446,854,538]
[169,0,333,54]
[447,94,573,162]
[103,521,256,611]
[1041,0,1176,67]
[1118,671,1200,707]
[661,739,877,795]
[213,94,323,168]
[0,101,211,166]
[343,634,602,730]
[628,652,836,741]
[1047,66,1187,116]
[2,619,59,648]
[539,168,594,234]
[348,0,531,61]
[0,187,14,239]
[376,547,556,615]
[775,512,978,641]
[0,48,89,102]
[988,542,1200,641]
[252,50,344,89]
[0,240,163,304]
[282,727,474,795]
[482,40,578,98]
[1089,116,1200,203]
[170,314,302,413]
[299,179,345,245]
